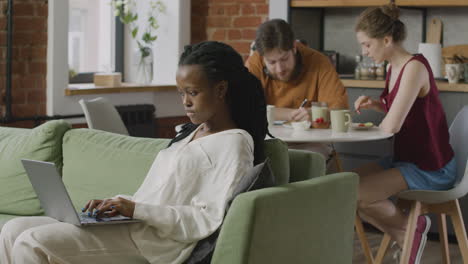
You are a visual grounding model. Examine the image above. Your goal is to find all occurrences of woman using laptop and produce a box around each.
[0,41,268,264]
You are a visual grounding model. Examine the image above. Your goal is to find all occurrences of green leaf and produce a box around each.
[131,27,138,38]
[142,32,152,43]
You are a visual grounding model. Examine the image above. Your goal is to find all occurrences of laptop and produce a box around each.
[21,159,141,226]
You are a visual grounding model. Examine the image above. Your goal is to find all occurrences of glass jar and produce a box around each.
[311,102,329,122]
[376,63,385,80]
[354,55,362,79]
[360,63,369,80]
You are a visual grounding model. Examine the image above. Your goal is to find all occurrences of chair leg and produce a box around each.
[355,214,375,264]
[448,199,468,262]
[400,201,422,264]
[437,213,451,264]
[374,233,391,264]
[374,199,408,263]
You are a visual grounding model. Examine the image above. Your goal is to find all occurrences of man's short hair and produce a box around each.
[255,19,295,56]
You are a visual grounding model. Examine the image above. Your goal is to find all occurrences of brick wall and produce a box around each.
[0,0,47,127]
[191,0,269,60]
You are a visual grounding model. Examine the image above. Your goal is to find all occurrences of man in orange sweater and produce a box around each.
[246,19,349,160]
[246,19,348,122]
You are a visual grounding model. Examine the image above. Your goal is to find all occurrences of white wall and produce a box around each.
[47,0,189,123]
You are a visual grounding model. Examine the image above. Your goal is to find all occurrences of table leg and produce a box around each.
[331,147,374,264]
[331,149,343,172]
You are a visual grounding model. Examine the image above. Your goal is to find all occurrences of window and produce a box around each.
[68,0,123,83]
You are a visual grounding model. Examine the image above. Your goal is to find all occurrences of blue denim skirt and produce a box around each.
[378,157,457,191]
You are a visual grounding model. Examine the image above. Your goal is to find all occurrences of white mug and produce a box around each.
[266,105,275,126]
[330,109,351,133]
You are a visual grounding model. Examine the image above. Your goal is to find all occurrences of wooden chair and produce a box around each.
[375,105,468,264]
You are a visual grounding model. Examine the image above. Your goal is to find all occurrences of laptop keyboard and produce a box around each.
[79,213,132,223]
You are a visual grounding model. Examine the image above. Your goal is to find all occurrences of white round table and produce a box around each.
[268,125,393,143]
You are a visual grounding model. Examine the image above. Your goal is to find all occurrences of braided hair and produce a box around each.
[169,41,268,165]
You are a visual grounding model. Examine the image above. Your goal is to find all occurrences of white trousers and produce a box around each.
[0,216,149,264]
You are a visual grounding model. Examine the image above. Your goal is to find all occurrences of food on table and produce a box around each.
[313,117,330,129]
[358,122,374,127]
[315,117,325,124]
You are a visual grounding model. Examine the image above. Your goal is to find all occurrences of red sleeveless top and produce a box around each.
[380,54,454,171]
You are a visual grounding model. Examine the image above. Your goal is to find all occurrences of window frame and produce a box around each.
[69,16,124,84]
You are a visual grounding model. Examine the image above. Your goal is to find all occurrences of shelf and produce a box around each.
[341,79,468,92]
[341,79,386,89]
[395,0,468,6]
[65,83,177,96]
[290,0,468,7]
[290,0,390,7]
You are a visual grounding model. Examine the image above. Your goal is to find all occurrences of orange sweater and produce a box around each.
[246,44,348,109]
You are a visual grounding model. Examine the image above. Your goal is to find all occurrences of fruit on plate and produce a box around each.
[358,122,374,127]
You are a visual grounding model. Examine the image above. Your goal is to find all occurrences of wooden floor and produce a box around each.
[353,231,464,263]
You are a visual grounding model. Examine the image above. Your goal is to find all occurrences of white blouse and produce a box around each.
[128,127,254,264]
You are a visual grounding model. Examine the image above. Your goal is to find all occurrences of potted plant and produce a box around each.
[111,0,166,84]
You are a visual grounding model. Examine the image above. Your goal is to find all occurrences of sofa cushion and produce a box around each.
[62,129,170,209]
[0,120,71,215]
[264,139,290,185]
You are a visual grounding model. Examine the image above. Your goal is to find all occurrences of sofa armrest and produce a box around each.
[288,149,326,183]
[212,172,358,264]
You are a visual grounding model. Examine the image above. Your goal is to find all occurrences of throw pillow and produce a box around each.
[184,158,275,264]
[0,120,71,215]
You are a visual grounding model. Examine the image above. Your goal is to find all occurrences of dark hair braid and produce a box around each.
[169,41,268,165]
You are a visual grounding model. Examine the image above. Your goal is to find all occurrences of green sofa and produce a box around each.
[0,120,358,263]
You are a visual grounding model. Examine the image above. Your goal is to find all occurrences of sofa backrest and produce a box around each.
[0,120,71,216]
[62,129,170,209]
[62,130,291,210]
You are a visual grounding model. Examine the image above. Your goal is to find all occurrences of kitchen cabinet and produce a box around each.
[396,0,468,7]
[290,0,390,7]
[290,0,468,7]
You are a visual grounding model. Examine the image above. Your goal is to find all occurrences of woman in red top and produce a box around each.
[353,4,456,263]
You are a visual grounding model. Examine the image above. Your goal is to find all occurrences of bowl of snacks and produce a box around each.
[290,120,311,130]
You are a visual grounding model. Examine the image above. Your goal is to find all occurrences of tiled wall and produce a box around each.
[291,7,468,74]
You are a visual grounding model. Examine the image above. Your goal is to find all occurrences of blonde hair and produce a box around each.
[355,4,407,42]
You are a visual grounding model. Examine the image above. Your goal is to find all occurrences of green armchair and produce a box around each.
[212,148,358,264]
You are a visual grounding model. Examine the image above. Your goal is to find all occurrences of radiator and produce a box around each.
[116,104,156,138]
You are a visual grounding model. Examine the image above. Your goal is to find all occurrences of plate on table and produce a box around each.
[351,122,375,130]
[282,121,292,128]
